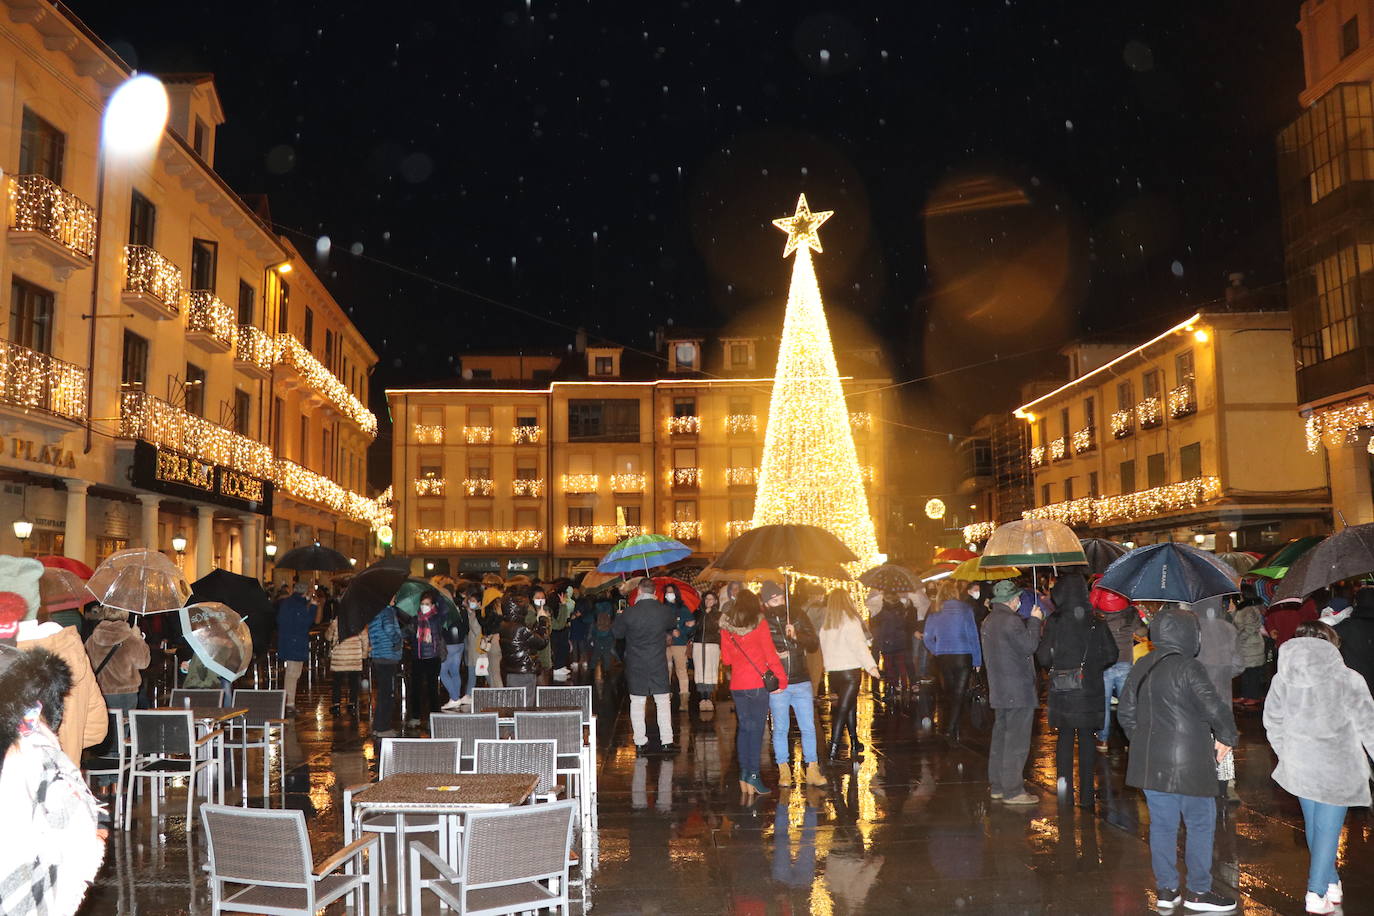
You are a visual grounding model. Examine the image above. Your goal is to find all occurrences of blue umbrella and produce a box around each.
[1097,542,1240,604]
[597,534,692,574]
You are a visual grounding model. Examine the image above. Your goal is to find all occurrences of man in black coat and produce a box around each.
[980,579,1043,805]
[1118,607,1239,913]
[612,578,678,755]
[1336,586,1374,696]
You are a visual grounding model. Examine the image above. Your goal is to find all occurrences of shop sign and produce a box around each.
[8,436,76,470]
[132,441,272,514]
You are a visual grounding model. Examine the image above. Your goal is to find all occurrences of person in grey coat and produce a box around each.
[612,578,679,755]
[979,579,1043,805]
[1263,622,1374,914]
[1192,596,1244,801]
[1231,598,1267,707]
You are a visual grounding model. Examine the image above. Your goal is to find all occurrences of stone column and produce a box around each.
[138,494,162,550]
[1327,434,1374,527]
[240,515,260,580]
[63,479,90,564]
[196,505,215,579]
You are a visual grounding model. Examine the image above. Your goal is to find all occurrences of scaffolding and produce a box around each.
[989,413,1031,523]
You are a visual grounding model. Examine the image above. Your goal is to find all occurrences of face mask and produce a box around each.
[534,598,545,607]
[666,594,677,603]
[468,600,479,609]
[968,587,980,600]
[420,603,433,613]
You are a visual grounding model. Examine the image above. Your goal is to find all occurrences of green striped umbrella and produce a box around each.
[981,519,1086,568]
[597,534,693,575]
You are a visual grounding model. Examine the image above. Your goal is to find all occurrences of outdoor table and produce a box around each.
[154,706,245,804]
[344,772,539,914]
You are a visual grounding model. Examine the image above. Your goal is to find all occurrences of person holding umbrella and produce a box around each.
[924,580,982,742]
[665,582,697,708]
[276,582,320,715]
[612,578,679,755]
[760,582,825,788]
[981,580,1044,805]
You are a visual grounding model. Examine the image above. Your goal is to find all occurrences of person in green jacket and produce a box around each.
[527,587,570,682]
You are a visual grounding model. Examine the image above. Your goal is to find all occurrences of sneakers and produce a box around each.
[441,699,463,711]
[1001,793,1038,806]
[1304,892,1333,914]
[1327,882,1343,905]
[552,667,571,682]
[1156,888,1181,909]
[700,698,714,711]
[1183,890,1237,912]
[635,743,650,758]
[989,791,1004,800]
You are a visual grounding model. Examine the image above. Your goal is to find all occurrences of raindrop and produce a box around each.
[1171,260,1184,277]
[350,242,364,256]
[315,235,331,256]
[800,166,808,176]
[382,231,391,241]
[818,48,830,65]
[1065,119,1074,132]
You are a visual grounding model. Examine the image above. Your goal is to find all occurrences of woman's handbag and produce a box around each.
[1049,623,1093,692]
[727,632,779,692]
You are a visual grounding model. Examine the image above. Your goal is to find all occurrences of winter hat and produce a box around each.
[0,555,43,642]
[292,581,310,595]
[759,582,786,604]
[991,579,1019,602]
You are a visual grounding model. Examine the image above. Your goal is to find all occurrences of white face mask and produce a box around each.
[968,587,980,600]
[468,600,479,609]
[534,598,545,607]
[420,603,433,613]
[666,594,677,603]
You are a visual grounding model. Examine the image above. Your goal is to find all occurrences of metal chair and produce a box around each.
[125,709,223,831]
[84,708,131,826]
[536,685,592,723]
[537,684,598,826]
[230,689,289,806]
[470,686,527,713]
[201,803,379,915]
[429,712,497,770]
[514,711,584,808]
[171,688,224,708]
[474,738,558,802]
[407,800,576,916]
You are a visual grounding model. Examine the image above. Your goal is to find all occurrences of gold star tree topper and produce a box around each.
[772,193,833,258]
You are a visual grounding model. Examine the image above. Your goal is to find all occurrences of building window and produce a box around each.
[1180,442,1202,481]
[467,457,491,480]
[1083,396,1095,427]
[233,390,251,437]
[303,308,314,349]
[419,464,443,481]
[128,190,156,247]
[1142,370,1161,399]
[273,397,284,449]
[467,508,492,530]
[568,399,639,441]
[673,342,698,370]
[237,281,255,326]
[1041,483,1052,506]
[1120,459,1136,494]
[1036,417,1048,448]
[729,395,752,416]
[184,363,206,416]
[567,506,593,527]
[121,331,148,388]
[325,330,334,370]
[673,447,697,469]
[193,117,209,157]
[1060,407,1070,438]
[278,280,290,333]
[9,277,53,354]
[516,508,539,529]
[190,238,217,291]
[1116,380,1133,411]
[618,505,642,528]
[673,397,696,418]
[1290,238,1369,367]
[730,496,754,520]
[1146,452,1166,489]
[1343,16,1360,60]
[300,416,310,465]
[1088,471,1099,497]
[593,356,613,375]
[1175,349,1195,385]
[516,457,538,479]
[1064,477,1075,502]
[730,343,750,367]
[19,107,64,183]
[674,500,698,521]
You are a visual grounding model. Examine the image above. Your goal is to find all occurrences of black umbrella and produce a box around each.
[1272,524,1374,603]
[714,524,858,581]
[1097,543,1240,604]
[337,562,411,640]
[859,564,920,592]
[191,568,275,655]
[1079,538,1129,575]
[274,543,352,572]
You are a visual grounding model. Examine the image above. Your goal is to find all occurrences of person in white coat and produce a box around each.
[1263,622,1374,915]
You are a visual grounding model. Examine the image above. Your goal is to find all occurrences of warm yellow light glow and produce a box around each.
[511,424,542,444]
[277,262,293,274]
[277,336,377,437]
[669,520,701,541]
[924,498,946,520]
[124,243,183,311]
[1110,409,1133,439]
[186,290,237,349]
[849,411,872,432]
[1024,476,1221,526]
[562,474,599,493]
[414,477,446,496]
[609,473,645,492]
[1307,398,1374,452]
[8,174,97,260]
[1168,382,1197,419]
[0,338,87,420]
[103,75,168,158]
[671,467,701,488]
[512,478,545,497]
[725,466,758,486]
[415,529,543,549]
[727,519,753,538]
[1193,328,1209,343]
[726,414,757,435]
[1136,396,1163,430]
[1071,426,1095,454]
[462,478,493,497]
[462,426,493,444]
[415,424,445,444]
[667,415,700,435]
[754,197,881,579]
[963,521,995,543]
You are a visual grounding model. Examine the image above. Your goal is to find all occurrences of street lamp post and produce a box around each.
[171,530,188,570]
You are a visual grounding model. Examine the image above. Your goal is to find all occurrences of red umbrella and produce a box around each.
[627,576,701,611]
[934,548,977,563]
[37,555,94,579]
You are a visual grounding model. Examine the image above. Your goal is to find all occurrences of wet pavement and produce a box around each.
[83,665,1370,915]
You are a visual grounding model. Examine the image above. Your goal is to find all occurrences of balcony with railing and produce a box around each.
[1110,409,1134,439]
[462,426,493,444]
[122,244,183,320]
[1049,437,1068,462]
[564,526,592,545]
[463,478,494,497]
[0,338,87,423]
[7,173,96,272]
[415,529,544,550]
[276,335,378,437]
[725,466,758,487]
[610,472,645,492]
[512,478,545,497]
[562,474,599,494]
[186,291,236,353]
[1071,426,1096,454]
[414,424,445,444]
[727,519,753,538]
[1168,381,1197,419]
[233,325,276,378]
[274,459,390,528]
[670,520,701,541]
[414,476,446,497]
[671,467,700,489]
[1136,396,1163,430]
[512,424,542,445]
[667,415,700,436]
[1030,445,1046,468]
[119,390,275,480]
[727,414,757,435]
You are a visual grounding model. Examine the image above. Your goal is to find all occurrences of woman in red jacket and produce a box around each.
[720,588,788,797]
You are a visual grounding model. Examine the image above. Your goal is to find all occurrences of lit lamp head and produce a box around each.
[12,516,33,542]
[264,542,278,559]
[171,532,188,554]
[102,74,169,159]
[1193,533,1206,545]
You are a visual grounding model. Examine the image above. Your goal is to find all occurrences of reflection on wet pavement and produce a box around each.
[82,672,1367,915]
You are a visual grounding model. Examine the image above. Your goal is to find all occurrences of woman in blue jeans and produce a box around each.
[719,589,789,797]
[1263,621,1374,915]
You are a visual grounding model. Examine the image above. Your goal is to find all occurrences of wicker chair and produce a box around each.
[83,708,131,826]
[230,689,289,806]
[407,800,576,916]
[537,684,598,826]
[125,709,223,831]
[536,685,593,723]
[429,713,497,770]
[201,803,379,915]
[171,688,225,708]
[470,686,527,713]
[514,711,584,807]
[473,738,558,802]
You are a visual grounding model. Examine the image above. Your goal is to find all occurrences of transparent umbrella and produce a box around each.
[86,547,191,615]
[178,602,253,682]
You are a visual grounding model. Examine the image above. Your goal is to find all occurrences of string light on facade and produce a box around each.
[0,339,87,420]
[1168,382,1197,419]
[462,477,493,497]
[667,415,700,435]
[462,425,493,444]
[415,529,544,549]
[124,244,183,312]
[1110,409,1133,439]
[414,424,445,444]
[9,173,96,260]
[1049,437,1067,461]
[726,414,757,434]
[186,291,237,350]
[1030,445,1046,467]
[274,459,391,528]
[1071,426,1095,454]
[725,466,758,486]
[234,325,277,373]
[671,467,700,488]
[1136,396,1163,430]
[562,474,599,493]
[414,477,446,496]
[277,335,378,437]
[1304,397,1374,452]
[609,473,645,492]
[924,498,946,520]
[752,195,881,580]
[962,521,995,543]
[1023,476,1222,527]
[848,411,872,432]
[669,520,701,541]
[511,424,543,444]
[512,478,545,497]
[564,525,592,545]
[727,519,753,538]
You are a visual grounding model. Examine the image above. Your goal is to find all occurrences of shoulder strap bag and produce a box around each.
[1048,620,1094,692]
[93,641,122,678]
[727,631,780,692]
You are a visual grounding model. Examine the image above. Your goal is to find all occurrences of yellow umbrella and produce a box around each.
[951,557,1019,581]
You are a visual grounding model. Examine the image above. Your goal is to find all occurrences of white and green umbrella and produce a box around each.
[982,519,1086,568]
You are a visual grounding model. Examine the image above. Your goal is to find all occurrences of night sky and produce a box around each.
[71,0,1304,461]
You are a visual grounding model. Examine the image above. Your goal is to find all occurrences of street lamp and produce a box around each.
[171,531,188,559]
[12,516,33,543]
[264,542,278,559]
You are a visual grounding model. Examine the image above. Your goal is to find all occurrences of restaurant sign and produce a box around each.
[132,441,272,514]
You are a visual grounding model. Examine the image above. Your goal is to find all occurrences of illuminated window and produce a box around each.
[673,397,696,418]
[184,363,206,417]
[1116,380,1133,411]
[594,356,613,375]
[19,107,64,183]
[674,500,697,521]
[729,342,751,367]
[1175,349,1195,385]
[9,277,53,354]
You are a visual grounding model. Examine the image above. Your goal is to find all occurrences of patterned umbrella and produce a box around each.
[982,519,1086,568]
[597,534,693,574]
[86,547,191,615]
[177,602,253,681]
[858,564,920,592]
[1097,543,1240,603]
[950,557,1019,581]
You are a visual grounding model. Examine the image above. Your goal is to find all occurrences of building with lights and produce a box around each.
[0,2,383,579]
[388,329,891,578]
[1275,1,1374,526]
[1005,307,1329,550]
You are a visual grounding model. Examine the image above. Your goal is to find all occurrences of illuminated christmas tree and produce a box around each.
[751,194,881,574]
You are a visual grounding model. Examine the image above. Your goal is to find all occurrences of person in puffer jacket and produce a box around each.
[326,617,369,715]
